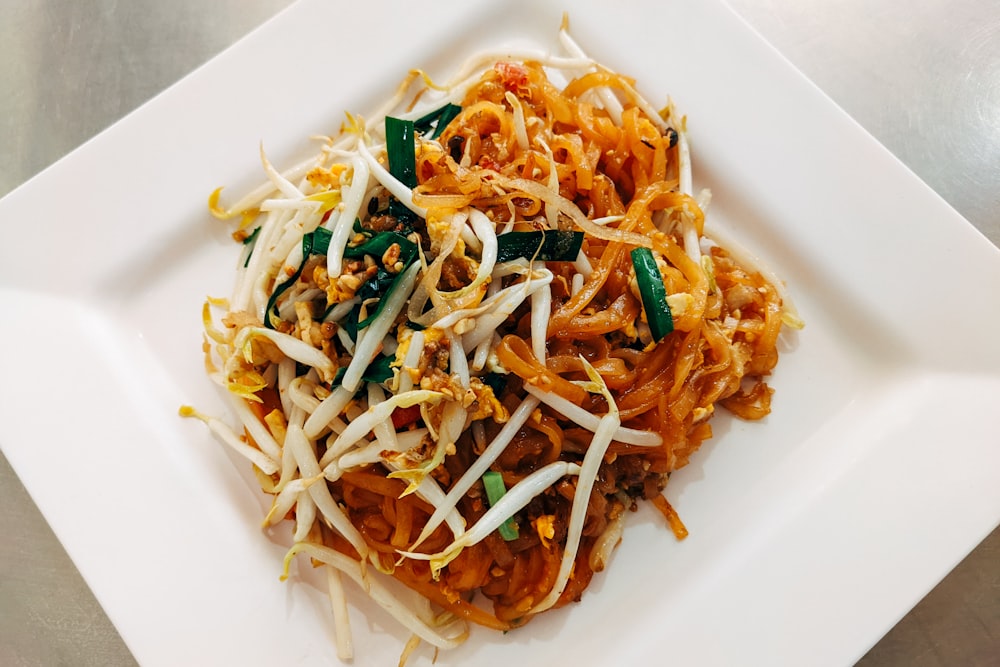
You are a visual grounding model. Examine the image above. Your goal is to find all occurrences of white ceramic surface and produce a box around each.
[1,1,998,665]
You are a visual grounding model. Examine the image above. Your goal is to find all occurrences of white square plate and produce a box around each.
[2,0,998,665]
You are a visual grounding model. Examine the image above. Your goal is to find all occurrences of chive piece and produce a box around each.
[362,355,395,383]
[431,104,461,139]
[414,103,462,139]
[483,372,506,398]
[340,302,362,342]
[268,229,419,330]
[356,268,408,330]
[241,226,261,245]
[264,229,321,329]
[482,471,519,541]
[346,232,419,331]
[388,198,418,233]
[330,355,393,387]
[242,227,261,267]
[630,247,674,341]
[385,116,419,232]
[342,231,416,265]
[310,226,333,256]
[413,105,444,134]
[385,116,417,189]
[495,230,584,263]
[358,267,394,302]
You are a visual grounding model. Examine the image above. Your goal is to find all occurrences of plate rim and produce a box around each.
[2,0,999,665]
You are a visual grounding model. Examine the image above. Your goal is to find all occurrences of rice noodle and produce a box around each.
[523,385,662,447]
[531,411,618,613]
[399,460,583,573]
[408,394,541,550]
[191,20,794,660]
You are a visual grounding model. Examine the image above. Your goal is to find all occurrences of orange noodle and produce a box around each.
[184,18,801,662]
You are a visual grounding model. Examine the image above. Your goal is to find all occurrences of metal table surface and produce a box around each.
[1,1,997,665]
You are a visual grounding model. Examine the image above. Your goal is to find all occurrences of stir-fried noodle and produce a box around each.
[184,19,801,659]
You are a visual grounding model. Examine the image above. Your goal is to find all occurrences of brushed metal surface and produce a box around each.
[1,1,997,665]
[728,0,1000,246]
[0,3,292,666]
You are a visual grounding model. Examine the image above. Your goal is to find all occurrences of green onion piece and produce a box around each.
[630,247,674,341]
[414,103,462,140]
[385,116,417,189]
[482,471,519,541]
[495,231,584,264]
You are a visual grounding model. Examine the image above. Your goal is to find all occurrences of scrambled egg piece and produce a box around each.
[533,515,556,548]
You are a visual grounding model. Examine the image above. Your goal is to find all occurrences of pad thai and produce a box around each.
[183,17,801,662]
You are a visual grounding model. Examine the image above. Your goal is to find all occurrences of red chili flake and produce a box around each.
[495,61,529,93]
